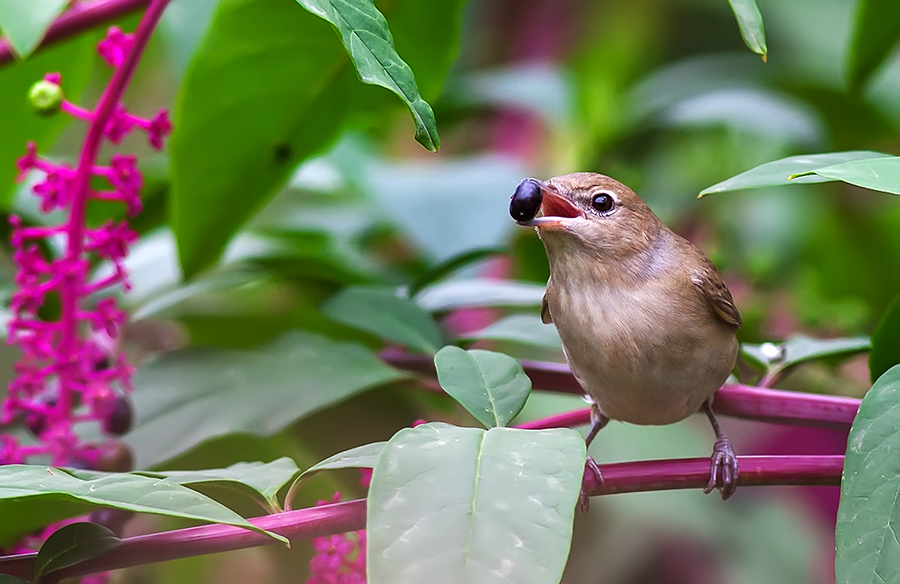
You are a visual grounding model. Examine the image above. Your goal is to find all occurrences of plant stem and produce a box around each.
[0,0,152,65]
[0,455,842,580]
[55,0,169,427]
[382,350,861,429]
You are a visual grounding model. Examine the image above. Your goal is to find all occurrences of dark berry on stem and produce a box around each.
[103,394,133,436]
[94,441,135,472]
[509,178,543,221]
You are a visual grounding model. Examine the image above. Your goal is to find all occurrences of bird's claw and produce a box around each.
[579,456,603,513]
[704,437,739,500]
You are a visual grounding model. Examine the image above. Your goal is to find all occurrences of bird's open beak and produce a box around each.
[518,181,582,229]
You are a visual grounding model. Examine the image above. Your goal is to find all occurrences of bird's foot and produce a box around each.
[579,456,603,513]
[703,437,739,500]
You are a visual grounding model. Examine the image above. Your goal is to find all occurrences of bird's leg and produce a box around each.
[580,402,609,513]
[702,398,739,500]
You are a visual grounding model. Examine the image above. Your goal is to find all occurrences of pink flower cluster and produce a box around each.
[307,491,369,583]
[0,26,170,468]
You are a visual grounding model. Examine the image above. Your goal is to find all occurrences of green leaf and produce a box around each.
[0,0,67,58]
[408,247,505,297]
[367,423,584,584]
[285,442,385,506]
[870,294,900,383]
[0,35,94,206]
[172,0,457,278]
[836,365,900,584]
[170,0,357,279]
[741,334,871,370]
[699,151,891,197]
[0,465,286,546]
[789,156,900,195]
[726,0,767,59]
[414,278,546,312]
[35,522,121,577]
[295,0,439,151]
[462,314,562,350]
[139,458,301,509]
[126,331,406,468]
[846,0,900,92]
[301,442,385,478]
[434,347,531,428]
[322,287,446,354]
[0,576,26,584]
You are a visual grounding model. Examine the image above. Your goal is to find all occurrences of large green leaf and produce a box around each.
[171,0,460,278]
[285,441,385,507]
[322,286,446,354]
[789,156,900,195]
[870,294,900,383]
[726,0,767,59]
[846,0,900,92]
[414,278,546,312]
[295,0,439,151]
[367,423,584,584]
[170,0,355,278]
[699,151,890,197]
[35,523,121,578]
[0,0,67,58]
[836,366,900,584]
[0,465,286,546]
[0,35,93,206]
[434,347,531,428]
[126,331,406,468]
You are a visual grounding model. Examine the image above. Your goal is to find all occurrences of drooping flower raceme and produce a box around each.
[1,26,170,472]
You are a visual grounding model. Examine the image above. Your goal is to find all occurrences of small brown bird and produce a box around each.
[512,172,741,503]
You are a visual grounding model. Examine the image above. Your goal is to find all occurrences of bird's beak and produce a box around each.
[518,181,582,229]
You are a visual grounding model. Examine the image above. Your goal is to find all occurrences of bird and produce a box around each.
[510,172,742,506]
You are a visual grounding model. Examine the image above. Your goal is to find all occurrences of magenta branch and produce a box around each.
[0,454,843,580]
[381,350,862,430]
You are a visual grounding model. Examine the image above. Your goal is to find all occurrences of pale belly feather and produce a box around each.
[550,280,737,426]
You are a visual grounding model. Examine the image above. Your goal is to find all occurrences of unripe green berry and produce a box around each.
[28,80,64,116]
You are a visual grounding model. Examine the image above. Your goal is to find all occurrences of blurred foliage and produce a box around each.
[0,0,899,581]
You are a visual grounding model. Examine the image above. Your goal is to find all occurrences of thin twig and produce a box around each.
[0,0,151,65]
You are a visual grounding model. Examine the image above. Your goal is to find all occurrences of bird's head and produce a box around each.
[516,172,664,266]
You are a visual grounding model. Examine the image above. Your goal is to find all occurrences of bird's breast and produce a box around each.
[549,275,737,425]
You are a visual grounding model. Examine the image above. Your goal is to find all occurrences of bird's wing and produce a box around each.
[691,259,742,327]
[541,282,553,324]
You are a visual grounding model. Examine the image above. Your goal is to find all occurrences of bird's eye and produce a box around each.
[591,193,615,214]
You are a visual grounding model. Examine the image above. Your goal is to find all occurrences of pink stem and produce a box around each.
[0,0,152,65]
[381,351,861,429]
[0,455,841,580]
[55,0,169,419]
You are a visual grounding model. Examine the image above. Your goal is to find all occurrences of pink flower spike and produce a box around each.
[104,105,136,144]
[146,110,172,150]
[15,142,38,180]
[60,100,95,122]
[89,298,127,337]
[97,26,134,68]
[43,72,62,85]
[86,221,138,261]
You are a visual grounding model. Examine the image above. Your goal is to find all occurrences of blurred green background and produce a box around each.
[1,0,898,581]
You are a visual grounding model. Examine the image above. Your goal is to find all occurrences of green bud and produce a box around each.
[28,80,64,117]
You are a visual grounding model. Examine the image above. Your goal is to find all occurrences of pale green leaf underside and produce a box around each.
[790,156,900,195]
[836,366,900,584]
[0,465,286,546]
[0,0,67,58]
[700,151,890,196]
[367,423,585,584]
